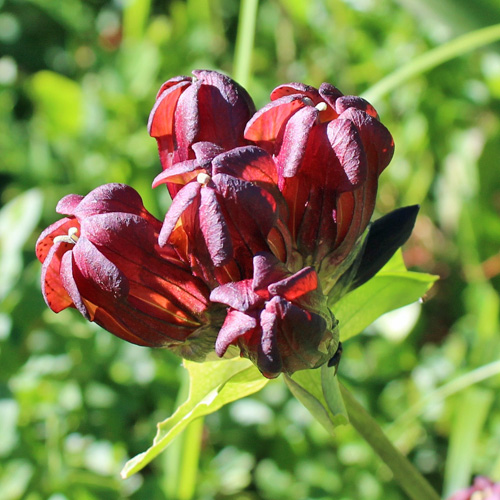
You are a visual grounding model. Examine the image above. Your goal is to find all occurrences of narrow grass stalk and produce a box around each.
[176,417,205,500]
[233,0,259,88]
[340,384,441,500]
[362,23,500,103]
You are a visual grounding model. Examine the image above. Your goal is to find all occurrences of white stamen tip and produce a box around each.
[315,102,327,111]
[197,173,211,185]
[53,227,79,245]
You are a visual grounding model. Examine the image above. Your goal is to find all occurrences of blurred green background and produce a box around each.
[2,0,500,498]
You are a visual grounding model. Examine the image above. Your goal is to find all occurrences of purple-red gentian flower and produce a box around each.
[245,82,394,287]
[448,477,500,500]
[37,70,416,378]
[153,142,290,286]
[210,252,338,378]
[148,70,255,184]
[36,183,223,360]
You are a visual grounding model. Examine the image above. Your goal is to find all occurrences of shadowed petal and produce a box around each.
[215,309,258,356]
[159,181,201,246]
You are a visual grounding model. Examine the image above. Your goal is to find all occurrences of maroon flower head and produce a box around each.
[148,70,256,181]
[244,82,394,279]
[36,184,223,361]
[210,252,338,378]
[154,144,291,286]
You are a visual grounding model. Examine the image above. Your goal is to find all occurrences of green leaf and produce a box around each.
[284,365,348,435]
[0,189,43,302]
[332,251,438,341]
[121,357,269,478]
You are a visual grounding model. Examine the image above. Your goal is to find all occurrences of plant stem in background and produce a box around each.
[233,0,259,88]
[362,23,500,103]
[340,384,441,500]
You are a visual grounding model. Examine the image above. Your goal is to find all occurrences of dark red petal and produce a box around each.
[155,75,192,99]
[72,236,129,299]
[268,266,318,301]
[244,95,305,143]
[210,280,262,311]
[148,80,191,137]
[192,141,225,164]
[212,146,278,185]
[174,80,202,149]
[318,83,344,110]
[270,82,320,101]
[252,252,289,295]
[276,106,318,178]
[335,95,379,119]
[215,309,258,356]
[258,301,282,378]
[327,118,367,191]
[36,217,77,263]
[74,184,157,224]
[40,241,75,313]
[59,249,90,319]
[56,194,84,215]
[338,108,394,175]
[199,186,232,266]
[159,181,201,246]
[152,159,200,187]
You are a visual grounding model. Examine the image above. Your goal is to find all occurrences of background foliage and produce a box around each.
[1,0,500,498]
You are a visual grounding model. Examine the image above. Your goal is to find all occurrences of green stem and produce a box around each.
[176,417,205,500]
[340,384,441,500]
[233,0,259,88]
[362,23,500,103]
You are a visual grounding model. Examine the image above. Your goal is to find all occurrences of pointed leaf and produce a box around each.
[121,357,269,478]
[332,251,438,341]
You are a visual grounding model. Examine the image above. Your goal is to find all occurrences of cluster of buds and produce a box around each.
[37,70,417,378]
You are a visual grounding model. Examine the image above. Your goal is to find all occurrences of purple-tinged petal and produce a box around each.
[174,80,202,150]
[40,241,75,313]
[335,95,378,118]
[276,106,318,178]
[258,301,282,377]
[72,236,129,299]
[159,181,201,246]
[36,217,77,264]
[244,95,305,143]
[268,266,318,301]
[270,82,320,101]
[192,141,224,165]
[56,194,84,215]
[73,184,155,222]
[215,309,258,356]
[199,185,232,266]
[59,249,90,319]
[212,146,278,185]
[210,280,262,311]
[252,252,289,296]
[148,79,191,137]
[318,83,344,110]
[152,159,201,187]
[327,118,367,191]
[338,107,394,175]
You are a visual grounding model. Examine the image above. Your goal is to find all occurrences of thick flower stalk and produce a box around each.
[37,70,416,379]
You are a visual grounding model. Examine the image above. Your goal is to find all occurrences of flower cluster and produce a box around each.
[37,70,416,378]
